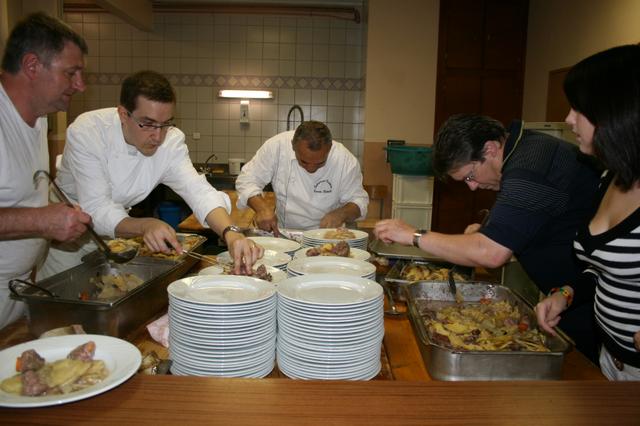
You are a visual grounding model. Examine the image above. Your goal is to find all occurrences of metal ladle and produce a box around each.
[33,170,138,263]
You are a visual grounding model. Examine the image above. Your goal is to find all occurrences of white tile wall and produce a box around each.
[66,10,367,163]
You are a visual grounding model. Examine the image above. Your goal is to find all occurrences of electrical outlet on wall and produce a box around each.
[240,100,249,123]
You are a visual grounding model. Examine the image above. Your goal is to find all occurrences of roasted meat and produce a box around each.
[16,349,45,373]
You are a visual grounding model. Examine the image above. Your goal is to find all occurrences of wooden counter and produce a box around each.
[1,377,638,425]
[1,257,630,424]
[178,190,276,234]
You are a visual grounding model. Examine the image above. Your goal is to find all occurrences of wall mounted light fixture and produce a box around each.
[218,89,273,99]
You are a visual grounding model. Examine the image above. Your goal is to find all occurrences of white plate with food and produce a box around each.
[198,264,286,284]
[0,334,140,408]
[247,236,301,254]
[216,249,291,270]
[293,245,371,262]
[302,228,369,241]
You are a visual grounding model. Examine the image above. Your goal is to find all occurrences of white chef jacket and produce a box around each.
[236,130,368,230]
[0,82,49,328]
[40,108,230,277]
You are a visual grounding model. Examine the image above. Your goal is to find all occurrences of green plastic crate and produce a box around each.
[385,145,433,176]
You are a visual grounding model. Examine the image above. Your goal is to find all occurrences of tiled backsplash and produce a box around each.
[64,11,366,164]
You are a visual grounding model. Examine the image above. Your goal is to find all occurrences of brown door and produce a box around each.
[431,0,528,233]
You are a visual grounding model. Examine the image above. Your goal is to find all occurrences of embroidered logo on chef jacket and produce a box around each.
[314,180,333,193]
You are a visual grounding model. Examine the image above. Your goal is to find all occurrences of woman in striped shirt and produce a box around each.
[535,44,640,380]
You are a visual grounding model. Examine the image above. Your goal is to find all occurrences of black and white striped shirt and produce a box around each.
[574,172,640,366]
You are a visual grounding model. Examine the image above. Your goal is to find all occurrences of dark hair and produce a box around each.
[292,121,332,151]
[1,12,88,74]
[120,70,176,112]
[432,114,506,179]
[564,44,640,190]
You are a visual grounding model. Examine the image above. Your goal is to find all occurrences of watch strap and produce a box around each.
[413,229,427,248]
[222,225,242,241]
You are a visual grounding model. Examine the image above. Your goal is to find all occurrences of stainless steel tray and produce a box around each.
[10,234,206,339]
[406,281,571,381]
[383,260,473,302]
[368,239,443,261]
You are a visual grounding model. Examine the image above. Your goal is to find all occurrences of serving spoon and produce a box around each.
[33,170,138,263]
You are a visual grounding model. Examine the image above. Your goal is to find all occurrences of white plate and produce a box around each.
[287,256,376,277]
[293,247,371,262]
[198,265,224,275]
[167,275,276,305]
[277,274,382,305]
[0,334,140,408]
[217,249,291,268]
[198,264,286,284]
[247,236,301,254]
[302,228,369,242]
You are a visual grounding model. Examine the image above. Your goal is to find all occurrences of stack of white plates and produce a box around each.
[302,228,369,250]
[247,236,301,257]
[167,275,277,378]
[198,264,287,284]
[287,256,376,280]
[293,246,371,262]
[276,274,384,380]
[217,249,291,271]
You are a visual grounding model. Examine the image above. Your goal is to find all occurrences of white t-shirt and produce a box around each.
[0,82,49,328]
[235,130,369,230]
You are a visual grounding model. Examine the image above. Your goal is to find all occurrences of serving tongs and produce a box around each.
[447,266,464,304]
[33,170,138,264]
[447,209,491,303]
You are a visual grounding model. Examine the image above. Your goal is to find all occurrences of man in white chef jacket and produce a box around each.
[236,121,369,234]
[39,70,262,278]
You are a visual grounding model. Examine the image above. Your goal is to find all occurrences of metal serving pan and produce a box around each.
[368,239,442,261]
[384,259,473,302]
[406,281,572,381]
[10,234,206,339]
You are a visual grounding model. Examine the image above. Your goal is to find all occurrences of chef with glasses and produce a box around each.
[39,70,262,278]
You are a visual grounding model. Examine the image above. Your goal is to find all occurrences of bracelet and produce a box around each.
[549,286,573,307]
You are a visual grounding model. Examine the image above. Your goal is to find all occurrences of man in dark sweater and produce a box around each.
[374,114,601,363]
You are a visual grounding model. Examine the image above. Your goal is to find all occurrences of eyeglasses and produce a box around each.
[127,111,174,132]
[463,163,477,183]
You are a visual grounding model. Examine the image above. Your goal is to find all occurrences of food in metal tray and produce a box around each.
[305,241,351,257]
[107,235,200,260]
[424,299,549,352]
[402,263,466,281]
[0,341,109,396]
[88,272,145,300]
[323,227,356,240]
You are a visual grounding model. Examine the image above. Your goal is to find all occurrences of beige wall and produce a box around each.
[363,0,439,145]
[361,0,439,217]
[523,0,640,121]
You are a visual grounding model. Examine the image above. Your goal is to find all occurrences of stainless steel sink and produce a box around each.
[204,172,236,190]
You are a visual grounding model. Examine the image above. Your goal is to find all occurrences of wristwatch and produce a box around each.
[412,229,427,248]
[222,225,243,241]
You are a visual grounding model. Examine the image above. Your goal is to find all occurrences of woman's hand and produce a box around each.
[373,219,415,246]
[634,330,640,352]
[535,292,570,335]
[227,233,264,275]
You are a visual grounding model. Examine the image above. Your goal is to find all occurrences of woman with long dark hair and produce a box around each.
[535,44,640,380]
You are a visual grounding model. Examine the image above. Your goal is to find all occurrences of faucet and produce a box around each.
[286,105,304,131]
[199,153,218,174]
